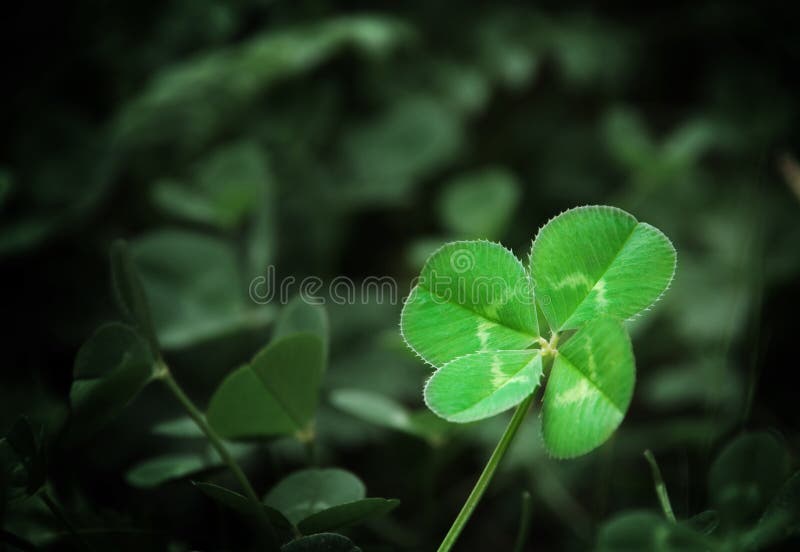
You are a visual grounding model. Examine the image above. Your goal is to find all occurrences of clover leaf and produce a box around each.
[401,240,539,368]
[401,205,674,456]
[530,205,676,331]
[263,468,399,535]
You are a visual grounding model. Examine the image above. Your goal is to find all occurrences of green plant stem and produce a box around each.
[158,364,279,549]
[643,449,676,523]
[437,393,534,552]
[39,489,94,552]
[512,490,533,552]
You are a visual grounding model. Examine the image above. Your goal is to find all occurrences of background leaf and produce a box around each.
[264,468,365,525]
[708,432,790,529]
[330,389,450,443]
[131,229,275,349]
[298,498,400,534]
[125,442,253,488]
[193,482,294,533]
[274,296,329,351]
[207,334,325,440]
[2,417,45,496]
[110,240,159,351]
[70,323,154,438]
[438,167,520,239]
[596,511,711,552]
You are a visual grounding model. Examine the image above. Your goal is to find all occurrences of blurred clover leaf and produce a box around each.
[195,468,398,541]
[207,334,325,441]
[115,16,412,156]
[263,468,399,535]
[330,388,451,445]
[401,205,676,550]
[597,431,799,551]
[130,229,276,349]
[152,141,272,231]
[273,295,329,352]
[438,167,520,240]
[70,323,156,439]
[126,442,254,489]
[339,95,462,208]
[0,417,46,499]
[69,241,162,439]
[709,432,790,529]
[596,511,712,552]
[194,482,295,538]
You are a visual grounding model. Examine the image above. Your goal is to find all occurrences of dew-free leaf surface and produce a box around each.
[401,240,538,367]
[193,482,294,533]
[531,205,676,331]
[709,432,790,528]
[297,498,400,534]
[425,350,542,423]
[330,388,450,443]
[541,317,634,458]
[273,296,329,350]
[207,334,325,440]
[126,443,253,488]
[131,229,275,349]
[70,323,155,438]
[596,511,711,552]
[438,168,520,239]
[264,468,365,525]
[110,240,159,350]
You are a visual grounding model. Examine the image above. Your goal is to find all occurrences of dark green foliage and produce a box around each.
[2,1,799,550]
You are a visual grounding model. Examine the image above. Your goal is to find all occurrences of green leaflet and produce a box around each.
[262,468,399,535]
[596,511,711,552]
[401,240,538,367]
[206,334,325,440]
[297,498,400,534]
[438,168,520,239]
[330,388,451,443]
[110,240,160,351]
[708,432,790,529]
[541,317,634,458]
[70,323,155,438]
[126,443,254,488]
[264,469,365,525]
[193,482,294,534]
[152,142,272,231]
[274,295,329,350]
[530,205,676,331]
[131,229,275,349]
[425,350,543,423]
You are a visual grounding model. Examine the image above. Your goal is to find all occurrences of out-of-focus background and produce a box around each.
[2,1,799,550]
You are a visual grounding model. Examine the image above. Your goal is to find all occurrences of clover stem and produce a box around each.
[157,362,279,549]
[538,332,560,360]
[643,449,676,523]
[512,490,533,552]
[437,393,535,552]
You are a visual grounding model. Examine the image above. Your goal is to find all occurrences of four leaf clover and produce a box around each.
[401,205,676,457]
